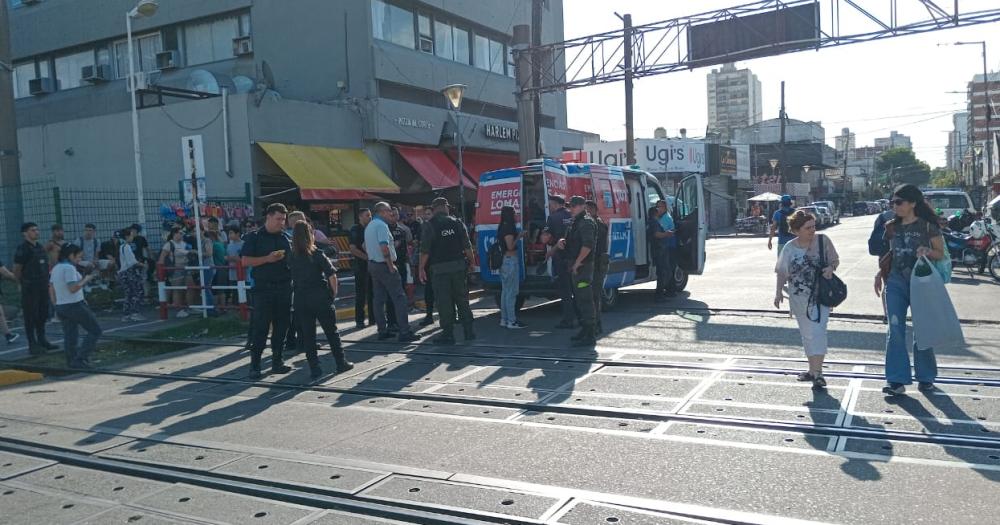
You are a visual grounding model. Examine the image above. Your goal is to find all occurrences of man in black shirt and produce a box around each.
[541,195,575,328]
[348,208,376,328]
[557,196,597,347]
[586,200,610,334]
[14,222,57,354]
[240,203,293,380]
[419,197,475,345]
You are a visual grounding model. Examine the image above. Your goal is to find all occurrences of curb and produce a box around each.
[0,369,44,387]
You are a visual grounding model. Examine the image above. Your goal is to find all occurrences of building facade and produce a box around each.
[966,72,1000,186]
[706,62,762,143]
[5,0,582,252]
[947,111,969,175]
[873,130,912,151]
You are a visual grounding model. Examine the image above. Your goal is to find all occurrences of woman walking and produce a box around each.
[875,184,946,395]
[118,227,146,321]
[497,206,525,329]
[774,210,839,389]
[288,221,353,380]
[50,244,102,368]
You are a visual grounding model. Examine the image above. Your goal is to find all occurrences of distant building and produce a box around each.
[947,112,969,175]
[873,131,912,150]
[835,127,856,158]
[966,72,1000,184]
[706,62,762,143]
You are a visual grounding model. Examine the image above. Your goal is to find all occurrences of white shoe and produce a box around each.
[176,310,190,319]
[500,321,510,328]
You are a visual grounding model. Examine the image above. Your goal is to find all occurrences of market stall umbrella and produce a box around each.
[748,192,783,202]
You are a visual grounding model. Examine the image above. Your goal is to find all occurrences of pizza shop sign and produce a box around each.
[484,123,519,142]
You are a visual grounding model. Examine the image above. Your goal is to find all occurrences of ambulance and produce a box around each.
[475,158,706,308]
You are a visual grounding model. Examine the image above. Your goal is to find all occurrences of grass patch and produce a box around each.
[149,315,249,341]
[18,339,194,370]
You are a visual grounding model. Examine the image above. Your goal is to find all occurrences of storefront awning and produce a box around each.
[395,145,474,190]
[447,150,519,187]
[258,142,399,200]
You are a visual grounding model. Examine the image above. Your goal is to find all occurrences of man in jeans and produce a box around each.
[349,208,376,328]
[240,203,294,380]
[14,223,58,354]
[365,202,418,343]
[74,224,100,275]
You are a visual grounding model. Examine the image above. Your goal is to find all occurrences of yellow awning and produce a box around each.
[258,142,399,200]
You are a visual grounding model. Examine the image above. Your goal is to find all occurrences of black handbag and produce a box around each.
[815,234,847,308]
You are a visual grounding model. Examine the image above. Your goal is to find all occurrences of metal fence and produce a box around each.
[1,179,250,262]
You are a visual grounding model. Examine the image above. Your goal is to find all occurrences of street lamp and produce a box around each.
[442,83,467,222]
[127,0,158,227]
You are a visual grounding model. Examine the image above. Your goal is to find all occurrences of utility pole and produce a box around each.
[531,0,543,158]
[841,132,850,209]
[0,0,24,255]
[981,43,994,205]
[513,24,536,165]
[778,81,787,194]
[617,12,636,166]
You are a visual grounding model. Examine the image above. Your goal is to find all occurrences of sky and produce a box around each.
[561,0,1000,168]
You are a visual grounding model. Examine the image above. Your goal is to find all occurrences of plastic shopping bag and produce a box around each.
[910,256,965,351]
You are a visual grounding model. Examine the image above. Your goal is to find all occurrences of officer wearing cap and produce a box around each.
[419,197,476,345]
[556,196,597,346]
[585,200,609,335]
[541,194,575,328]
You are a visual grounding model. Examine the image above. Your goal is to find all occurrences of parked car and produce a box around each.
[877,199,890,211]
[797,206,824,226]
[852,202,870,216]
[867,202,882,214]
[922,188,976,218]
[812,205,834,227]
[810,201,840,224]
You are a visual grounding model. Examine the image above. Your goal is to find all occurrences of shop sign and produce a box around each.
[484,123,519,142]
[394,116,434,129]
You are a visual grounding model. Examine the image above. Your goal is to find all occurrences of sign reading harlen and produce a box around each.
[484,123,519,142]
[578,139,706,173]
[181,135,206,205]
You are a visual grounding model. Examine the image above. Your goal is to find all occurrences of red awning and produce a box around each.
[448,150,520,186]
[395,145,474,190]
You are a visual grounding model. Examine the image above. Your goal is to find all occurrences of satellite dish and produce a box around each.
[232,75,254,94]
[261,60,276,90]
[256,61,279,106]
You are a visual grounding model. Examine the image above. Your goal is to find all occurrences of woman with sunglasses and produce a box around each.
[875,184,946,396]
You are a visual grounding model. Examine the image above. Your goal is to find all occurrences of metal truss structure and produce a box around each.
[518,0,1000,94]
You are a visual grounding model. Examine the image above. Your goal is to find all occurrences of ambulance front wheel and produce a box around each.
[673,267,689,292]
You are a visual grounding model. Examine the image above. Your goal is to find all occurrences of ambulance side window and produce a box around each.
[646,185,663,207]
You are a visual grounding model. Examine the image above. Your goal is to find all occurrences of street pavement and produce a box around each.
[1,215,999,524]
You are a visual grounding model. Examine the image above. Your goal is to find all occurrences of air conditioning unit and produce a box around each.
[232,36,253,56]
[81,64,111,83]
[127,72,148,93]
[155,50,180,70]
[28,77,56,96]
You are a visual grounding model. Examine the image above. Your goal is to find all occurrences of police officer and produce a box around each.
[585,200,609,335]
[240,203,294,380]
[541,195,575,329]
[14,222,57,354]
[556,196,597,347]
[418,197,475,345]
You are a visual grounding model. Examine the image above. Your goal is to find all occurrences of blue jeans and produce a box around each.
[885,272,937,385]
[55,301,102,367]
[202,268,216,311]
[499,255,519,324]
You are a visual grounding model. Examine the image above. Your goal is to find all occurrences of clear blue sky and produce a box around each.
[563,0,1000,168]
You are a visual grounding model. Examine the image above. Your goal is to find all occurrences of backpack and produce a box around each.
[488,237,504,272]
[868,211,892,256]
[775,208,792,237]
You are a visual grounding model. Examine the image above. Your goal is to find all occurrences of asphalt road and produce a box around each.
[2,215,999,524]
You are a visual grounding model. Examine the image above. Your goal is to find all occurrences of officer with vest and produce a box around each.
[418,197,476,345]
[556,196,597,347]
[541,195,575,328]
[585,200,609,335]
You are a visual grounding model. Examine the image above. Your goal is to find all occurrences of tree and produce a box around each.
[929,168,961,188]
[876,147,931,187]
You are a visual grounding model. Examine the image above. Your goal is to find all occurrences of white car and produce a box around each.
[812,205,834,228]
[923,189,975,218]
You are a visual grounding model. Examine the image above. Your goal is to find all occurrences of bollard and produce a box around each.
[157,262,168,320]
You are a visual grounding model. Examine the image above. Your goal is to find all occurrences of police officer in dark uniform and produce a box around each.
[585,200,610,334]
[418,197,475,345]
[14,222,57,354]
[542,195,575,328]
[348,208,376,328]
[556,196,597,347]
[240,203,294,380]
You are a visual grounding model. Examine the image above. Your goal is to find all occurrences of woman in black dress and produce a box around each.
[288,221,353,380]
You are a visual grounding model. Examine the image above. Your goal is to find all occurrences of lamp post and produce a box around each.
[442,83,467,222]
[127,0,158,227]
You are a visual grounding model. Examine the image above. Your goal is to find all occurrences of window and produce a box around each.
[453,27,470,64]
[54,50,95,90]
[489,39,504,74]
[372,0,415,49]
[645,185,664,209]
[434,20,453,60]
[114,33,162,78]
[12,62,34,99]
[418,13,432,53]
[507,48,515,78]
[239,13,252,36]
[473,34,490,70]
[185,15,240,65]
